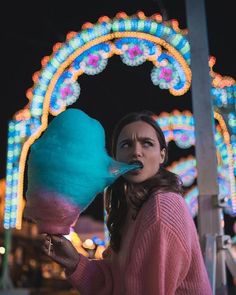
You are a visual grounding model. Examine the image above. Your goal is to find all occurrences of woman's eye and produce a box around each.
[143,141,153,147]
[120,142,130,148]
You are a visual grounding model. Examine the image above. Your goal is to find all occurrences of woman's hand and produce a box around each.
[42,234,80,275]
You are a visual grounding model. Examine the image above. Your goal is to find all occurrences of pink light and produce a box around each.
[88,54,100,67]
[60,86,73,99]
[128,45,143,59]
[159,68,173,82]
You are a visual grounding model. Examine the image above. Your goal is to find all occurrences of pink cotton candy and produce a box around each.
[24,190,80,235]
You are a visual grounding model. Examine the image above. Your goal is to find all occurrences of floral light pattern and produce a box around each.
[151,63,179,89]
[80,51,108,75]
[50,80,80,113]
[120,42,149,66]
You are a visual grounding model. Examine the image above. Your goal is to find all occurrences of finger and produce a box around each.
[45,234,51,242]
[42,238,54,256]
[43,239,51,248]
[50,235,65,244]
[48,236,52,255]
[42,244,52,256]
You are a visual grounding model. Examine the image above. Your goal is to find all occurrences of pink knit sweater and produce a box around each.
[66,192,212,294]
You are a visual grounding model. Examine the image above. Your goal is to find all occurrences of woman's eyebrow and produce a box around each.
[119,137,155,144]
[139,137,155,141]
[118,138,131,145]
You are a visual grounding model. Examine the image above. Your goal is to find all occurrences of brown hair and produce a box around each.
[105,110,183,252]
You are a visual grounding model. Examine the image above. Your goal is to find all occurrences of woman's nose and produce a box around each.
[132,143,143,157]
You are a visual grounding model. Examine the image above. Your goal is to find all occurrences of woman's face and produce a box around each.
[116,121,166,183]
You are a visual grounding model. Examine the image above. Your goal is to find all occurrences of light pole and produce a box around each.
[185,0,236,294]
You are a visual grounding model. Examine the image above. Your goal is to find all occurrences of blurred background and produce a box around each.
[0,0,236,294]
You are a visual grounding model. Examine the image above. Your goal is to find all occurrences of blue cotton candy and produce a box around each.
[26,108,140,212]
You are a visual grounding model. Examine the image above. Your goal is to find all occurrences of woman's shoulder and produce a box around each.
[155,191,186,209]
[138,192,198,255]
[155,191,190,217]
[142,191,192,226]
[137,192,188,238]
[138,191,191,228]
[153,191,196,235]
[137,191,184,228]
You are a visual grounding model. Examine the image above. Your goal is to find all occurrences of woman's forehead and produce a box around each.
[118,121,158,140]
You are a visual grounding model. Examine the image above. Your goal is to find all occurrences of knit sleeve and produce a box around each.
[66,254,113,295]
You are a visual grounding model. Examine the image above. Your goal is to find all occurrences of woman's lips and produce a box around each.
[129,169,142,175]
[129,161,144,170]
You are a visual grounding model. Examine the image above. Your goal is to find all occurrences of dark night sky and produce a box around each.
[1,1,236,221]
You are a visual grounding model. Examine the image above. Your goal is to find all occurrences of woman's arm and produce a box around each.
[42,235,113,295]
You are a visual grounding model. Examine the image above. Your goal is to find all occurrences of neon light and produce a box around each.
[3,11,235,230]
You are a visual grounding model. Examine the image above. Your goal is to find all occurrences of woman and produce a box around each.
[42,110,212,294]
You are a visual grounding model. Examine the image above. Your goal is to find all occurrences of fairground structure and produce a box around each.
[2,1,236,293]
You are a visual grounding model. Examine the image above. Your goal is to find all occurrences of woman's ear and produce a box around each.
[160,148,166,164]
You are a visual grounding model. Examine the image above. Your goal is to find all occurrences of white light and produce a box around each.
[0,247,5,255]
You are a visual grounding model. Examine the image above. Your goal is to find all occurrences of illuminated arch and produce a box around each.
[161,110,236,217]
[4,11,236,230]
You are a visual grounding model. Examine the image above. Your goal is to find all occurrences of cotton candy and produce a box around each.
[24,108,140,235]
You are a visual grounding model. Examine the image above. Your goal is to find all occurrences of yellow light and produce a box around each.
[52,42,62,53]
[115,11,128,19]
[98,16,111,23]
[66,31,77,41]
[137,11,146,20]
[151,13,163,23]
[94,245,105,259]
[0,247,5,255]
[214,111,236,204]
[41,56,50,67]
[82,239,95,250]
[209,56,236,87]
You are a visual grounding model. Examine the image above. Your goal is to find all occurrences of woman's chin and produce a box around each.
[123,173,146,184]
